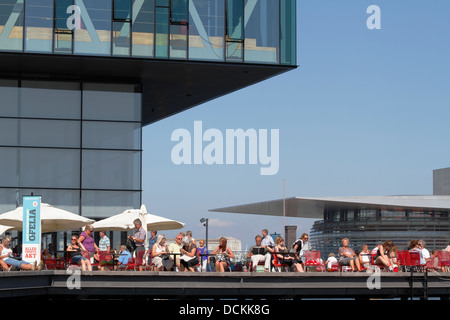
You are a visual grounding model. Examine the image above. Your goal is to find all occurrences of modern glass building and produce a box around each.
[211,169,450,258]
[0,1,297,249]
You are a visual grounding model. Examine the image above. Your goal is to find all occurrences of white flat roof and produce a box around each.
[209,195,450,219]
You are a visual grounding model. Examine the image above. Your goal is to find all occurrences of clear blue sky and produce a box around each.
[141,1,450,249]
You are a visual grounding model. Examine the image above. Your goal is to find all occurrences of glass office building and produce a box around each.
[0,1,297,249]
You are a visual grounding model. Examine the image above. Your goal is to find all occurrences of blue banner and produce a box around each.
[23,196,41,244]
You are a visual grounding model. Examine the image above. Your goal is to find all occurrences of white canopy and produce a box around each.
[92,204,185,232]
[0,203,95,233]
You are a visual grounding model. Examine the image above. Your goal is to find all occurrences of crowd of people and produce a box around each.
[1,219,450,273]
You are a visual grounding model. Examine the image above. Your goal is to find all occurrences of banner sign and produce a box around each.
[22,196,41,263]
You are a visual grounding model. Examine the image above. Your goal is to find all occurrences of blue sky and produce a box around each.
[141,1,450,249]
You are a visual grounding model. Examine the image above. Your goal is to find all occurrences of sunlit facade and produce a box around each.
[0,0,296,65]
[0,0,297,249]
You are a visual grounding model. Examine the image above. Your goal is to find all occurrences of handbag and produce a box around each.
[126,237,137,253]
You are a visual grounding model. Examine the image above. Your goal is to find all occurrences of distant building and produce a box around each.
[211,169,450,257]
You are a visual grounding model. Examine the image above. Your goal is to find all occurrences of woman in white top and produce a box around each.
[0,236,40,270]
[151,234,172,271]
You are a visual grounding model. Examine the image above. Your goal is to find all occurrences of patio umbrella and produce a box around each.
[0,203,95,233]
[92,204,185,232]
[0,225,14,235]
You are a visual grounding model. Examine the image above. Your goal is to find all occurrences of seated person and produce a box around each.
[338,238,361,271]
[152,234,173,271]
[116,245,131,270]
[67,235,92,271]
[374,240,395,271]
[274,236,303,272]
[358,244,371,270]
[325,252,338,271]
[212,237,235,272]
[247,235,272,272]
[179,236,199,272]
[1,236,42,271]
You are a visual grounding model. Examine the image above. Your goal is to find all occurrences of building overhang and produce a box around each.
[0,52,296,126]
[209,195,450,219]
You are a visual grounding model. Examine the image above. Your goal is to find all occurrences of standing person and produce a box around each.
[261,229,275,253]
[147,229,157,265]
[79,225,99,263]
[129,219,146,271]
[197,239,209,272]
[98,230,110,253]
[186,230,197,246]
[338,238,361,271]
[212,237,235,272]
[292,233,310,264]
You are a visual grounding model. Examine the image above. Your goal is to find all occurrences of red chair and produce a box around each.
[305,250,325,272]
[437,251,450,271]
[272,253,289,272]
[98,251,114,271]
[43,258,57,270]
[134,249,150,271]
[327,260,339,272]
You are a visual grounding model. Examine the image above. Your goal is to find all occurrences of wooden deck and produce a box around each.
[1,270,450,301]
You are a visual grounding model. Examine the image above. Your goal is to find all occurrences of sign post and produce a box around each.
[22,195,41,263]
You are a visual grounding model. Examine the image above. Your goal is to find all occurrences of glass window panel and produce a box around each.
[226,40,242,61]
[20,81,81,119]
[82,150,141,190]
[24,0,53,53]
[74,0,111,56]
[19,148,80,189]
[82,121,141,150]
[18,188,80,216]
[171,0,188,24]
[244,0,279,64]
[82,83,141,121]
[226,0,243,41]
[19,119,80,148]
[155,6,169,58]
[0,118,18,145]
[0,188,18,214]
[132,0,155,58]
[156,0,169,6]
[170,23,187,59]
[0,147,18,187]
[55,0,73,30]
[114,0,131,20]
[0,0,24,51]
[0,80,19,117]
[280,0,296,65]
[112,21,131,56]
[81,190,140,218]
[188,0,225,61]
[54,0,74,54]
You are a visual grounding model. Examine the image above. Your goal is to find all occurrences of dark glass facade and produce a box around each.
[310,206,450,258]
[0,80,142,219]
